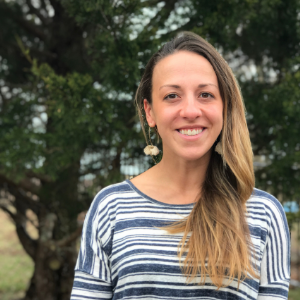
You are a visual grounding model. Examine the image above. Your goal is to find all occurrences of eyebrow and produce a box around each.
[159,83,218,90]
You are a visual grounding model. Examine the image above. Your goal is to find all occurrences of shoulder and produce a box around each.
[82,180,136,240]
[84,180,135,227]
[96,180,133,198]
[248,188,285,215]
[89,180,133,211]
[246,188,289,234]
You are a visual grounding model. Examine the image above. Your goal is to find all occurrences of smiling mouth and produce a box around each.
[177,128,205,136]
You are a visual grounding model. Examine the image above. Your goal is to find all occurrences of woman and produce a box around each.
[71,32,290,300]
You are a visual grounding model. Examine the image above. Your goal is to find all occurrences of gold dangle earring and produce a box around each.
[144,126,160,156]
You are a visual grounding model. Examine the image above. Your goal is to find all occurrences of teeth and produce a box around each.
[179,128,203,136]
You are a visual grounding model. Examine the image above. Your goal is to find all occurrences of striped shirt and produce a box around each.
[71,180,290,300]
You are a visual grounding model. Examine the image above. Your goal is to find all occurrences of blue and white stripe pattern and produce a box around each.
[71,180,290,300]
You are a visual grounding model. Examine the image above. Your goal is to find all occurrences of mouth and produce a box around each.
[176,128,205,136]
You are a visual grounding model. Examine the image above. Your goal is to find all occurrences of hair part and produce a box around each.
[134,32,258,288]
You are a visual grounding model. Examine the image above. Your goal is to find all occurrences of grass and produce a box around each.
[288,288,300,300]
[0,210,34,297]
[0,291,25,300]
[0,255,33,292]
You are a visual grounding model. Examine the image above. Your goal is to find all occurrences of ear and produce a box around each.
[144,99,156,127]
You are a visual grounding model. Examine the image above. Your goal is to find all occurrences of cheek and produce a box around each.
[207,104,223,128]
[154,108,176,131]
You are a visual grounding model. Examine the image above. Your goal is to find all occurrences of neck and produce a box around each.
[153,150,211,196]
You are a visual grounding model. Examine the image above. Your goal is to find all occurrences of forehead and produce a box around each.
[152,50,218,89]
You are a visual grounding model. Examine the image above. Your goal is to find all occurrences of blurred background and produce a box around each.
[0,0,300,299]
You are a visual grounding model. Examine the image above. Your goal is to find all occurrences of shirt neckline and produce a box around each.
[125,179,195,208]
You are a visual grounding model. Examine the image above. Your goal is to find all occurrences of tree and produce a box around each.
[185,0,300,223]
[1,0,300,299]
[0,0,190,299]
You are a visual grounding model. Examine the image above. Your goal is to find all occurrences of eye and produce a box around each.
[200,92,214,99]
[164,93,179,100]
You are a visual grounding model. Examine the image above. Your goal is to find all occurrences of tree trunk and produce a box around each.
[23,163,81,300]
[24,240,78,300]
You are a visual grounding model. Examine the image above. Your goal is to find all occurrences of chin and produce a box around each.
[176,150,211,162]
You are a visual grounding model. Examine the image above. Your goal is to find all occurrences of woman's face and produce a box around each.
[144,50,223,162]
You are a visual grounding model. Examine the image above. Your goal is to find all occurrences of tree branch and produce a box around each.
[25,170,53,183]
[18,178,40,195]
[0,204,37,259]
[56,225,82,247]
[0,173,41,214]
[29,46,57,59]
[80,166,102,176]
[0,88,9,112]
[14,17,46,41]
[40,0,47,12]
[99,6,110,26]
[0,171,40,196]
[0,204,16,220]
[0,81,30,90]
[25,0,48,25]
[15,222,37,259]
[48,0,62,17]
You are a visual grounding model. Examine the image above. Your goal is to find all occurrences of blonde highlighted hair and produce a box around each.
[134,32,258,289]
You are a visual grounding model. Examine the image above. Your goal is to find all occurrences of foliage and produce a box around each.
[0,0,300,298]
[0,0,189,299]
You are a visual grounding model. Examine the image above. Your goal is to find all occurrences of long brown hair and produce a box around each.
[134,32,258,288]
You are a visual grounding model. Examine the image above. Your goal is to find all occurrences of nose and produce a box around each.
[179,96,202,120]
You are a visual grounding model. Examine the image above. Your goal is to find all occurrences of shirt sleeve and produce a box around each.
[71,271,112,300]
[257,197,290,300]
[71,193,113,300]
